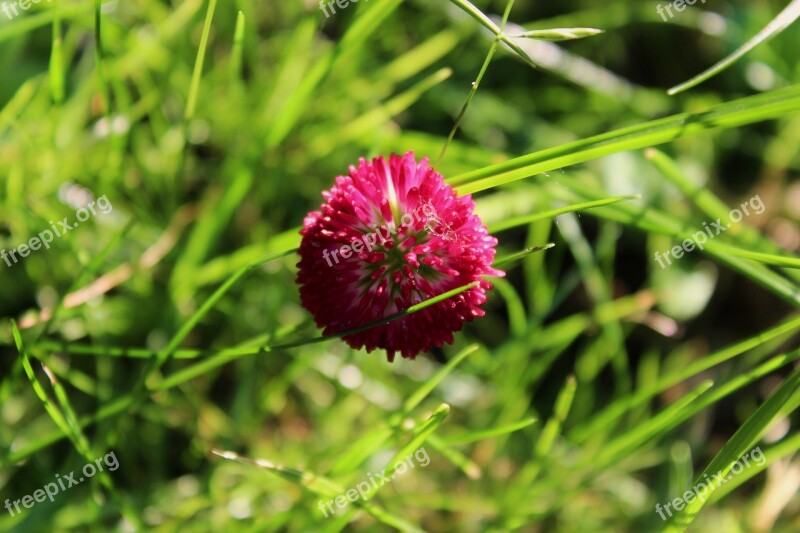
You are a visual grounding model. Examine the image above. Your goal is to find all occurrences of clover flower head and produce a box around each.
[297,152,503,362]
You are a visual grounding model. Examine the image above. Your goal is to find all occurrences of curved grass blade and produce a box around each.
[705,432,800,505]
[668,0,800,95]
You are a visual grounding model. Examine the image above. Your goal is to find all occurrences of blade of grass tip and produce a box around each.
[185,0,218,121]
[94,0,110,116]
[364,404,451,503]
[442,417,537,446]
[668,0,800,95]
[665,366,800,531]
[49,8,64,104]
[230,11,246,85]
[512,27,603,41]
[494,244,555,267]
[488,195,640,233]
[0,79,38,137]
[35,356,95,395]
[437,0,515,164]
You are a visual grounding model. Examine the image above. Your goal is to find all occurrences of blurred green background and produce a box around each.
[1,0,799,531]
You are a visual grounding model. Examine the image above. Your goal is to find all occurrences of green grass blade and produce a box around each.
[401,345,479,415]
[437,0,515,163]
[570,314,800,443]
[668,0,800,95]
[185,0,218,120]
[49,9,64,104]
[442,417,537,446]
[665,366,800,530]
[488,195,639,233]
[365,404,451,502]
[230,11,246,85]
[450,86,800,193]
[534,375,577,457]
